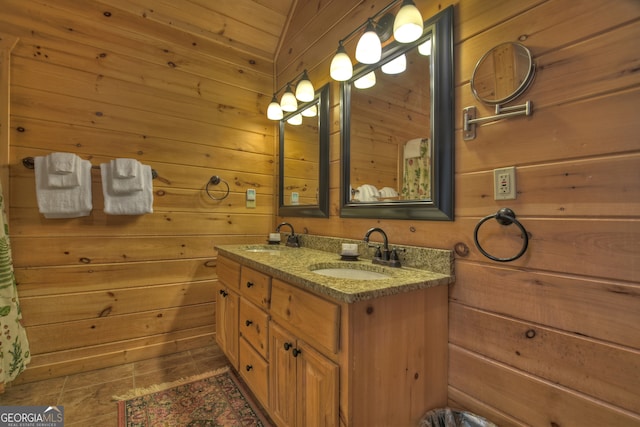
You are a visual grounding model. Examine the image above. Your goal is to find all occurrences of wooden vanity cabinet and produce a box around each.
[216,254,448,427]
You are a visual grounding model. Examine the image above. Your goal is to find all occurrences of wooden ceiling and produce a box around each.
[101,0,296,61]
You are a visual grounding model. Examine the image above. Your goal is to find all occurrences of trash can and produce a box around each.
[420,408,497,427]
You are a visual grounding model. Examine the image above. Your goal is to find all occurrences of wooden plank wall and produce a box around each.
[276,0,640,425]
[2,0,277,383]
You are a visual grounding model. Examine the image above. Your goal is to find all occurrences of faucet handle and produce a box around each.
[387,248,402,267]
[286,234,300,248]
[369,245,382,259]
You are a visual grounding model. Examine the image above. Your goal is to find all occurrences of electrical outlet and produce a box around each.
[494,166,517,200]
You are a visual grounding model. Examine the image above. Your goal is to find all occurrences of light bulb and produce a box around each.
[266,95,283,120]
[301,105,317,117]
[295,71,315,102]
[280,84,298,112]
[418,39,432,56]
[286,113,302,125]
[330,43,353,81]
[355,20,382,64]
[381,54,407,74]
[393,0,423,43]
[354,71,376,89]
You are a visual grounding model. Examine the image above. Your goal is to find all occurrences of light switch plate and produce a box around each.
[246,189,256,208]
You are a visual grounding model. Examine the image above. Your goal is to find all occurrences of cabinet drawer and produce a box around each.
[240,267,271,308]
[239,337,269,408]
[217,256,240,290]
[270,279,340,355]
[240,298,269,358]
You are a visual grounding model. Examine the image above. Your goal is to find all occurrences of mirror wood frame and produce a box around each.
[278,83,330,218]
[340,5,454,221]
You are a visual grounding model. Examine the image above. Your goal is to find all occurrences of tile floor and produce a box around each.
[0,344,229,426]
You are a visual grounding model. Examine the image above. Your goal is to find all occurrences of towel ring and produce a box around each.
[474,208,529,262]
[206,175,230,201]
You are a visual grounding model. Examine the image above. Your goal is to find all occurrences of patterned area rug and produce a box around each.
[115,366,272,427]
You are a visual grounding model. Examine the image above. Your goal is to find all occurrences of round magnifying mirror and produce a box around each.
[471,42,535,105]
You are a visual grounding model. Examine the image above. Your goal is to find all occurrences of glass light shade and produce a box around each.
[301,105,317,117]
[266,96,283,120]
[355,21,382,64]
[286,113,303,125]
[330,44,353,81]
[354,71,376,89]
[418,39,432,56]
[381,54,407,74]
[280,84,298,112]
[393,0,424,43]
[295,71,315,102]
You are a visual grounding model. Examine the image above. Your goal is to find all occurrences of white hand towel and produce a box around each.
[46,152,80,188]
[101,163,153,215]
[113,158,138,178]
[404,138,423,159]
[110,159,143,194]
[47,152,77,174]
[35,156,92,218]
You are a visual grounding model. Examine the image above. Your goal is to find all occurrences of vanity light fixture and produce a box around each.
[355,19,382,64]
[267,69,317,120]
[280,84,298,112]
[329,0,424,82]
[393,0,423,43]
[330,42,353,81]
[267,95,284,120]
[295,70,315,102]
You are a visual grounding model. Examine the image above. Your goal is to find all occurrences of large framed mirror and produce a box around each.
[340,6,454,220]
[279,83,330,217]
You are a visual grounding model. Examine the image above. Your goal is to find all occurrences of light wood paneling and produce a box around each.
[277,0,640,424]
[2,0,289,383]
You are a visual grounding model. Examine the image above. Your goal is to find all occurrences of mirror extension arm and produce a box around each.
[463,101,533,141]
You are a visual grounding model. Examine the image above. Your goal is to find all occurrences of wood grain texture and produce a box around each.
[276,0,640,424]
[2,0,281,382]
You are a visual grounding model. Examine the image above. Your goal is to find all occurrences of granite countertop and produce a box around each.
[215,243,454,304]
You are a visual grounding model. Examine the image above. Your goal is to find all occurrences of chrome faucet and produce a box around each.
[276,222,300,247]
[363,227,401,267]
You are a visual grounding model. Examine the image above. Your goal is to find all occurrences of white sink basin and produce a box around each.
[309,263,391,280]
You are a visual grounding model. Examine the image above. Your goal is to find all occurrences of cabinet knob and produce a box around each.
[283,342,292,351]
[246,281,254,288]
[219,290,228,297]
[245,320,253,327]
[245,364,253,371]
[292,348,302,357]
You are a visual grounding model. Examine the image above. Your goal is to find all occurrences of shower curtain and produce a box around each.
[401,138,431,199]
[0,181,30,389]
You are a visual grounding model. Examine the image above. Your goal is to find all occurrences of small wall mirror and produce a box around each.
[471,42,535,105]
[463,42,535,141]
[340,6,454,221]
[278,83,330,217]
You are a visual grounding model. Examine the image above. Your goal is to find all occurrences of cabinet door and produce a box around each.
[296,341,339,427]
[269,322,297,427]
[216,285,239,370]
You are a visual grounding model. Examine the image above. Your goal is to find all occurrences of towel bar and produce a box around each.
[22,156,158,179]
